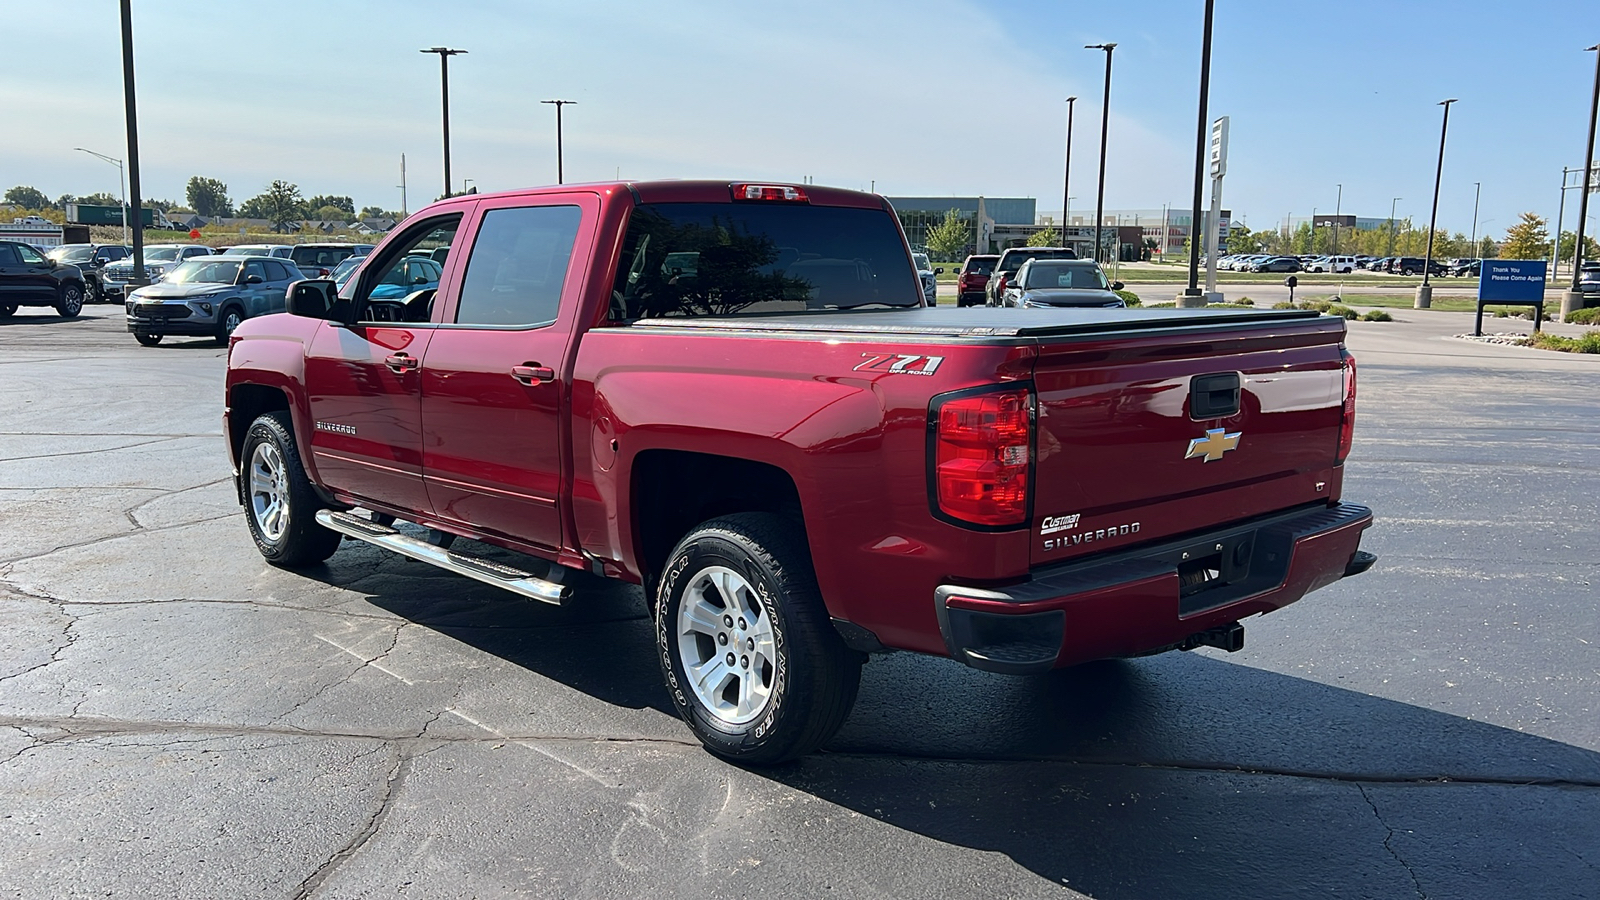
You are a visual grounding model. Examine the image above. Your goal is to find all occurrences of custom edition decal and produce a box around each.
[315,421,357,435]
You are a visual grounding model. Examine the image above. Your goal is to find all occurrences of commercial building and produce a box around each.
[889,197,1230,261]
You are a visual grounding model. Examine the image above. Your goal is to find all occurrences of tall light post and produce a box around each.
[542,100,576,184]
[1181,0,1216,306]
[74,148,127,245]
[1086,43,1116,264]
[1333,183,1343,254]
[1062,96,1076,236]
[1563,44,1600,318]
[1388,197,1402,257]
[1417,98,1457,310]
[420,47,467,199]
[118,0,145,286]
[1470,181,1481,255]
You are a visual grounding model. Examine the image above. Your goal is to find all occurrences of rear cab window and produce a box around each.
[609,202,919,319]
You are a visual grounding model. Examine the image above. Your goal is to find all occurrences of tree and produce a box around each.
[313,205,350,222]
[5,186,49,209]
[359,206,387,218]
[306,195,354,215]
[145,198,178,213]
[1026,226,1060,247]
[186,176,233,218]
[239,181,306,228]
[1557,230,1600,265]
[1500,212,1550,261]
[923,208,971,260]
[1477,236,1498,259]
[76,192,121,208]
[54,194,76,210]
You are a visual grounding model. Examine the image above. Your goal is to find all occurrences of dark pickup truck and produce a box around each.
[224,180,1375,763]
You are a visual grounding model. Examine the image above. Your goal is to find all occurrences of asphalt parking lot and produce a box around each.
[2,306,1598,899]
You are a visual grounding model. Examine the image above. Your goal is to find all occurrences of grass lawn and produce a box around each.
[1301,293,1556,317]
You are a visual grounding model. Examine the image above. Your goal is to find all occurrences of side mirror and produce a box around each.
[935,267,945,275]
[1284,275,1298,288]
[245,274,264,284]
[286,280,338,320]
[1111,281,1124,290]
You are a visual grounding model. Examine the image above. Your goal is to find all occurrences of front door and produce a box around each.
[420,196,595,553]
[302,213,465,514]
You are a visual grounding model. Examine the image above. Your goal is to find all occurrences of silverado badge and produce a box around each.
[1185,428,1241,462]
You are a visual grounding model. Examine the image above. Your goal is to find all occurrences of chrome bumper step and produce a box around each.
[316,510,570,605]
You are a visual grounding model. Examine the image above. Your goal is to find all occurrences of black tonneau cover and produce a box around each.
[628,306,1325,339]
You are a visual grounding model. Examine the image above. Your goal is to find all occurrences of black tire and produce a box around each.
[0,303,15,319]
[55,283,84,318]
[241,411,342,567]
[216,305,245,345]
[656,513,862,764]
[134,333,162,347]
[84,280,101,303]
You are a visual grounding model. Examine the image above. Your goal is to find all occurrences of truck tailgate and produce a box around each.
[1028,314,1348,568]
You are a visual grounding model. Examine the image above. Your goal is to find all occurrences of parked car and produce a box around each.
[124,255,303,346]
[1577,263,1600,307]
[999,259,1125,307]
[330,255,365,287]
[99,244,215,300]
[1250,256,1302,273]
[1306,255,1358,274]
[0,239,87,318]
[1451,258,1481,277]
[45,243,129,302]
[1391,257,1448,277]
[986,246,1076,305]
[956,254,999,307]
[369,256,442,300]
[225,178,1373,764]
[223,244,294,258]
[405,245,451,264]
[911,252,940,305]
[291,243,374,279]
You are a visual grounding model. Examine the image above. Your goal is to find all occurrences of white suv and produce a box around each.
[1309,255,1357,274]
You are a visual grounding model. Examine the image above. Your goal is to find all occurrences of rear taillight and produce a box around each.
[730,183,809,203]
[1336,351,1357,464]
[932,388,1033,527]
[994,273,1009,294]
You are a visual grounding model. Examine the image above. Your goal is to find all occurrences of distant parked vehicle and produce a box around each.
[223,244,294,258]
[998,259,1125,308]
[1451,258,1481,277]
[290,243,374,279]
[45,243,129,302]
[1307,255,1357,274]
[1578,263,1600,306]
[911,252,940,306]
[1391,257,1448,277]
[956,254,998,307]
[1251,256,1302,273]
[0,239,87,318]
[99,244,214,300]
[125,256,303,346]
[986,246,1076,305]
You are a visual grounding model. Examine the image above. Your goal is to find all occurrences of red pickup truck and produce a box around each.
[224,180,1374,763]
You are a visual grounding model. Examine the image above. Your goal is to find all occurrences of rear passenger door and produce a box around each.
[420,194,597,554]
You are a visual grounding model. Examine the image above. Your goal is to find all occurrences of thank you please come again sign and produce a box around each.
[1478,259,1547,302]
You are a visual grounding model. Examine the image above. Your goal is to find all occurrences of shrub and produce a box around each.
[1531,330,1600,353]
[1361,310,1392,322]
[1326,304,1359,320]
[1115,289,1141,307]
[1272,301,1295,310]
[1564,306,1600,325]
[1235,297,1254,306]
[1494,309,1508,318]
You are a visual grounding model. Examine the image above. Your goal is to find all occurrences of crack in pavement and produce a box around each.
[123,476,237,529]
[0,566,80,690]
[0,435,193,464]
[270,623,409,725]
[0,511,237,566]
[1357,783,1427,900]
[291,742,423,900]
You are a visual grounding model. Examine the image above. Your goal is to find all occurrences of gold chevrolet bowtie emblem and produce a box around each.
[1185,428,1242,462]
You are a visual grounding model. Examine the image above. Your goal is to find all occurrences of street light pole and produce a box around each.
[1181,0,1215,305]
[1086,43,1116,265]
[541,100,576,184]
[1333,183,1342,254]
[1388,197,1401,257]
[1062,96,1076,236]
[1417,98,1457,309]
[420,47,467,199]
[118,0,145,286]
[1567,44,1600,309]
[1470,181,1481,255]
[74,148,126,245]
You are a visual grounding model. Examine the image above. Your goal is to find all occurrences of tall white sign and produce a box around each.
[1204,117,1230,298]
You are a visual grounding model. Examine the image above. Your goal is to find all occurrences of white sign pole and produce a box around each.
[1204,116,1229,303]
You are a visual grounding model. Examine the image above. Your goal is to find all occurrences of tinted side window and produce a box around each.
[456,206,582,327]
[244,261,268,282]
[17,244,45,265]
[268,261,297,281]
[0,244,19,265]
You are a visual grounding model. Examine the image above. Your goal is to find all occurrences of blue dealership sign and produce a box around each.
[1478,259,1547,302]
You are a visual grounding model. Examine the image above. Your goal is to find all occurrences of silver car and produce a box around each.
[912,252,940,306]
[99,244,214,301]
[124,255,302,347]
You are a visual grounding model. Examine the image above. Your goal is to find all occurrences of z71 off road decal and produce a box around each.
[854,353,944,376]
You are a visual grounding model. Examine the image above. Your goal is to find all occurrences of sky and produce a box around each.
[4,0,1600,240]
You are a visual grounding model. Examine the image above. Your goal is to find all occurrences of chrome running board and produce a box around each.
[316,510,569,605]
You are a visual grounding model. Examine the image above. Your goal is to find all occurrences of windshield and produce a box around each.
[610,202,920,319]
[164,259,240,285]
[912,253,932,272]
[49,246,95,262]
[144,248,183,262]
[1023,262,1109,290]
[332,257,363,287]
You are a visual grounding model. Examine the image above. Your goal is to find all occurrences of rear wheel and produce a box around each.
[656,513,862,764]
[0,303,15,319]
[241,411,342,566]
[55,284,84,318]
[134,333,162,347]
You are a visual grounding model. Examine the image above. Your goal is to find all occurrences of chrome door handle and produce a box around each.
[511,364,555,385]
[384,353,419,372]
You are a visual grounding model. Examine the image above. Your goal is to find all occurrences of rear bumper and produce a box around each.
[935,502,1374,674]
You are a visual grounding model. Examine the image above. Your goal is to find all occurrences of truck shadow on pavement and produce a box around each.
[309,549,1600,899]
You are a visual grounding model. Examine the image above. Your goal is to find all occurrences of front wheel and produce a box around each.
[656,513,862,764]
[0,303,15,319]
[216,306,245,345]
[84,280,101,303]
[134,333,162,347]
[55,284,84,318]
[241,411,342,566]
